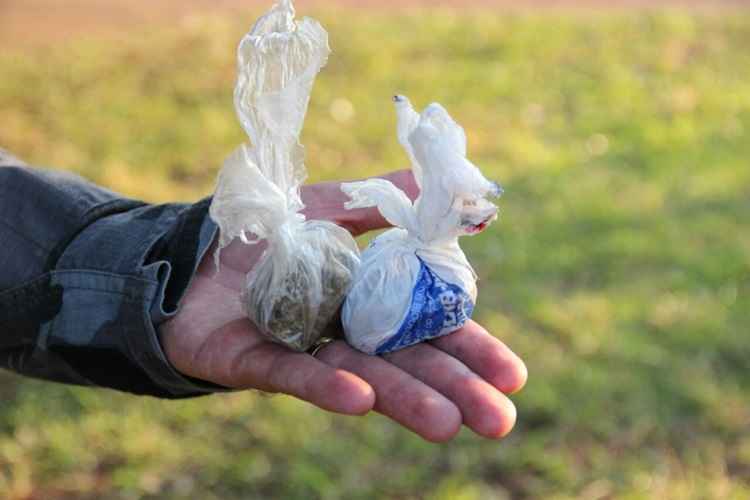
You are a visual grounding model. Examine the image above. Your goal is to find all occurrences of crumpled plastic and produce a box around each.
[341,95,502,355]
[210,0,360,352]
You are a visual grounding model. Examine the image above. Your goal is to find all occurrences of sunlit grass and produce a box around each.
[1,7,749,499]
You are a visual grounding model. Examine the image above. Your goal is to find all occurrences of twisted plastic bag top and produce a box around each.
[210,0,330,256]
[209,0,360,352]
[342,95,502,247]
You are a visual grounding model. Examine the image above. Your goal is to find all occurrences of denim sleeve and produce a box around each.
[0,151,224,398]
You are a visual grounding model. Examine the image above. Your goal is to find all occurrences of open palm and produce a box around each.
[159,170,527,442]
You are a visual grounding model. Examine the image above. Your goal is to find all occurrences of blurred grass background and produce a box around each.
[1,1,749,499]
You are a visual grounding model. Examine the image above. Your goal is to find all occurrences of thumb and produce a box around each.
[301,169,419,236]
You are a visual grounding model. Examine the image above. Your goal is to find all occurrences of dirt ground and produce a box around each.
[1,0,746,47]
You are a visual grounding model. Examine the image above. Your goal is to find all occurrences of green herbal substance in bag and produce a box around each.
[209,0,359,351]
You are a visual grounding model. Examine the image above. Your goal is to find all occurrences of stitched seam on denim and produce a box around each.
[52,269,158,285]
[79,197,144,220]
[53,270,158,303]
[57,286,142,300]
[44,198,147,272]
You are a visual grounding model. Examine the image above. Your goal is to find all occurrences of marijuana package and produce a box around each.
[209,0,359,352]
[341,96,501,355]
[210,0,500,356]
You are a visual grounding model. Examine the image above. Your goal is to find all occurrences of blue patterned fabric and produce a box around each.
[375,257,474,355]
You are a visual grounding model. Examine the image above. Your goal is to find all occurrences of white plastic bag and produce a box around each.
[210,0,359,352]
[341,96,501,355]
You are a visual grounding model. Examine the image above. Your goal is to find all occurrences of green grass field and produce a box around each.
[1,7,749,499]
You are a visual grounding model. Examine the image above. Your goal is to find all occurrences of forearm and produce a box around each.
[0,159,221,397]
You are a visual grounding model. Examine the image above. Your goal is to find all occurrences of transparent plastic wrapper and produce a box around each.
[210,0,359,352]
[341,96,502,355]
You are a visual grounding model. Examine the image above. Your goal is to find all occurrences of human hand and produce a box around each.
[159,170,527,442]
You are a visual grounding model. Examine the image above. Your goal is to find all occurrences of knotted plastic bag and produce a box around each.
[341,96,501,355]
[210,0,359,352]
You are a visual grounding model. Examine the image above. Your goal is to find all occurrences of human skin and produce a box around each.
[159,169,527,442]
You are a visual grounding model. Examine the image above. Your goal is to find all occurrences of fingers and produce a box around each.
[431,321,528,395]
[184,319,375,416]
[173,316,525,441]
[384,343,517,439]
[300,169,419,236]
[315,341,463,443]
[353,169,420,234]
[346,170,420,234]
[262,346,376,416]
[382,169,420,203]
